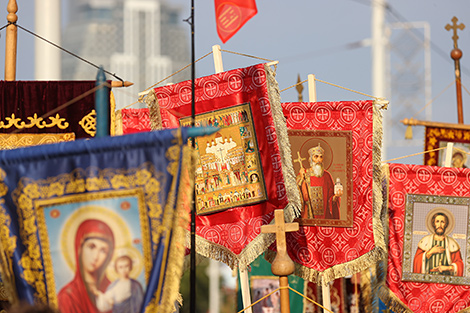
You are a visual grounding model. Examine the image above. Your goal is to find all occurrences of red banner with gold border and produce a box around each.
[146,64,299,268]
[381,163,470,312]
[275,100,386,285]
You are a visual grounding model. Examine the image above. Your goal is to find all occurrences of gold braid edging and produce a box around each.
[159,144,195,313]
[0,167,19,304]
[147,91,162,131]
[144,130,195,313]
[264,64,302,222]
[190,65,293,269]
[11,163,166,305]
[266,101,387,285]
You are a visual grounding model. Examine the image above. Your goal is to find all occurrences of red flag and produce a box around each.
[215,0,257,43]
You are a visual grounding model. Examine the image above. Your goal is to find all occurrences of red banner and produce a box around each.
[147,64,298,268]
[215,0,258,43]
[119,108,150,134]
[277,101,385,285]
[382,163,470,312]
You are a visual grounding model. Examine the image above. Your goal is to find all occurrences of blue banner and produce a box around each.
[0,128,194,313]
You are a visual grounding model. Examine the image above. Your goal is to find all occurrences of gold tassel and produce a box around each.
[114,109,123,136]
[404,125,413,140]
[110,91,117,136]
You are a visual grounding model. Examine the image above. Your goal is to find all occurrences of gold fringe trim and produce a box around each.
[360,164,390,313]
[186,230,276,270]
[360,250,387,313]
[191,65,301,269]
[360,266,374,313]
[148,131,196,313]
[147,65,300,270]
[375,163,408,312]
[378,284,412,313]
[159,143,195,313]
[264,64,302,222]
[114,109,123,136]
[146,91,162,131]
[182,251,206,273]
[375,163,470,313]
[267,101,387,285]
[110,90,116,136]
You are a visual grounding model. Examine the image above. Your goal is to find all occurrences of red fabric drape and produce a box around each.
[121,108,150,134]
[385,163,470,312]
[152,64,288,267]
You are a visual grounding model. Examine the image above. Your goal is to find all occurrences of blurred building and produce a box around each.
[384,22,432,163]
[61,0,189,108]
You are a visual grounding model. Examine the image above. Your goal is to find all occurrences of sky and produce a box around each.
[1,0,470,163]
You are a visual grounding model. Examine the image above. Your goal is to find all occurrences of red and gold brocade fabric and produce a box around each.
[147,64,299,268]
[382,163,470,312]
[279,101,385,285]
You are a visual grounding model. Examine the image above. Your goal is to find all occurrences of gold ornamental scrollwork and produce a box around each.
[79,110,97,137]
[0,114,69,130]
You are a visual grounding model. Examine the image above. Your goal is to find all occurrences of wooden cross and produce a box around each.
[445,16,465,49]
[261,209,299,313]
[261,210,299,260]
[293,151,306,170]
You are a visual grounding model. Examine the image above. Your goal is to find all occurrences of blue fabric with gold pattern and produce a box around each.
[0,128,193,313]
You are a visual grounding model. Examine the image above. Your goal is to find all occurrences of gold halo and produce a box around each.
[425,207,455,236]
[60,205,132,272]
[106,246,144,281]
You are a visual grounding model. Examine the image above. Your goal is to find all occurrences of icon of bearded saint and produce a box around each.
[413,211,464,276]
[296,143,342,220]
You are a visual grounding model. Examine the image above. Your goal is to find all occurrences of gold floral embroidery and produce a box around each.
[0,204,17,264]
[0,114,69,130]
[0,167,15,256]
[0,133,75,150]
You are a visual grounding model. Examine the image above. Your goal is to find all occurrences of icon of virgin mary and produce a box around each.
[58,219,115,313]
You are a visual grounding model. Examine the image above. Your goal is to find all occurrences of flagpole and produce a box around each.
[95,66,109,138]
[189,0,196,313]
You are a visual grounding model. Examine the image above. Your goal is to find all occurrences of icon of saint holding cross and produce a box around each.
[294,143,342,220]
